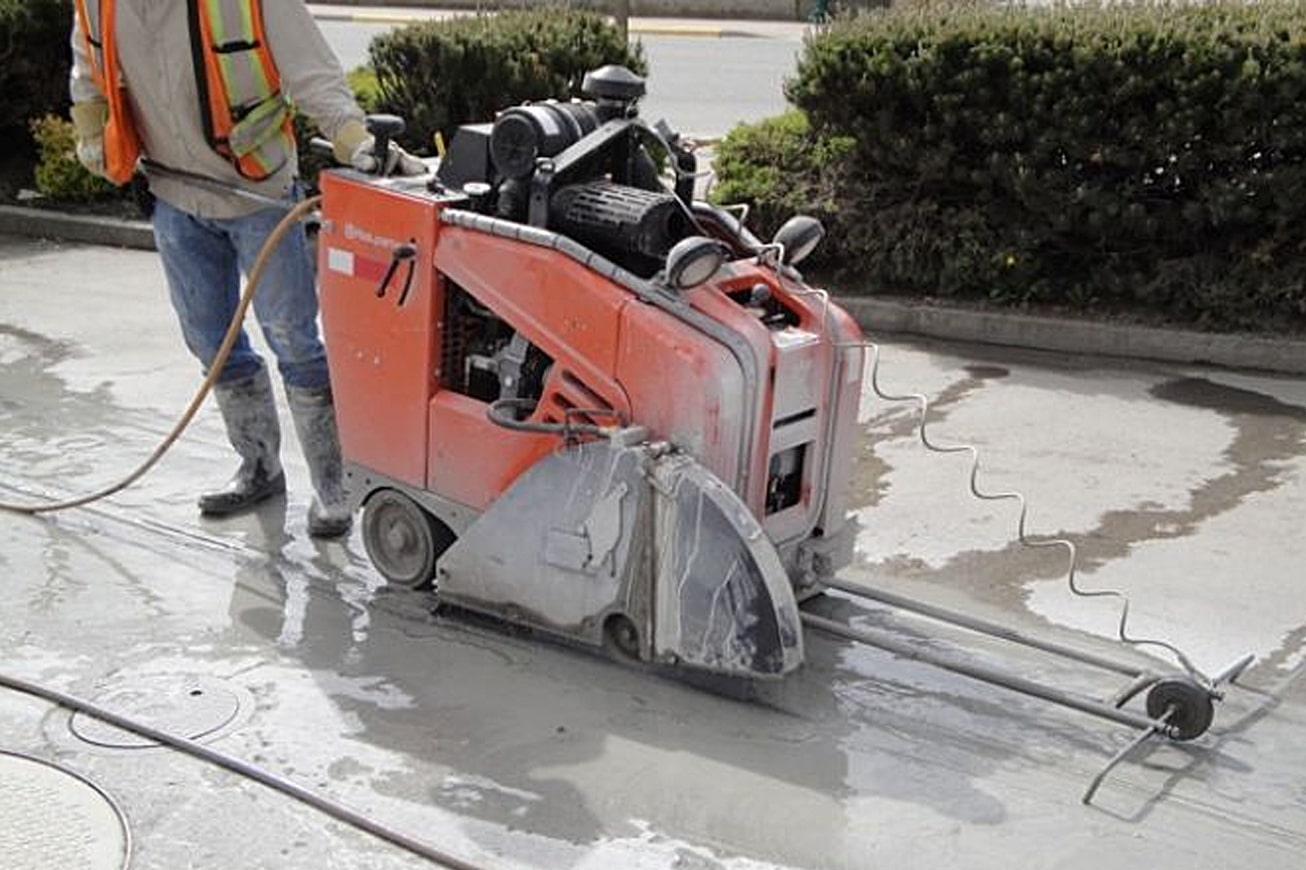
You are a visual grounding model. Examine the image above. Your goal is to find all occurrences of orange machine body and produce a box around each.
[318,168,864,595]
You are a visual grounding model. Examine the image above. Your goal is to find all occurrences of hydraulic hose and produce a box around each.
[0,669,490,870]
[0,195,322,516]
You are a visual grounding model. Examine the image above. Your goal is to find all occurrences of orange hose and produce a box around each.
[0,195,322,515]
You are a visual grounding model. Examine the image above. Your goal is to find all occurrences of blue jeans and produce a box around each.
[152,192,329,390]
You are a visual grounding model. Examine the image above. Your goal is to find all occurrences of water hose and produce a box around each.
[0,670,490,869]
[0,195,321,515]
[0,190,499,867]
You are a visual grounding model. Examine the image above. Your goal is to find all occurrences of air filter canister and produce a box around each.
[489,102,601,178]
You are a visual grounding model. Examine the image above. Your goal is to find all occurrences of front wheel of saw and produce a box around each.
[361,489,453,590]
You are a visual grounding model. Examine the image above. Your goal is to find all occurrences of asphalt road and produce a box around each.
[316,20,801,138]
[2,235,1304,868]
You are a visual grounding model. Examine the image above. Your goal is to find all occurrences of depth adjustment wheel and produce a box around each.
[361,489,453,590]
[1145,676,1215,741]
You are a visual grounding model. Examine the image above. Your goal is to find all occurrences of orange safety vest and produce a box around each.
[73,0,296,184]
[73,0,141,185]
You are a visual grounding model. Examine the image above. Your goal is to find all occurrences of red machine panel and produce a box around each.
[318,173,444,489]
[426,226,634,511]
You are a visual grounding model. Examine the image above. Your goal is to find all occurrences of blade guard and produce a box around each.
[648,451,803,677]
[435,438,803,679]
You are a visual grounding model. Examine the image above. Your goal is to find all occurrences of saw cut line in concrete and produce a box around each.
[0,751,131,870]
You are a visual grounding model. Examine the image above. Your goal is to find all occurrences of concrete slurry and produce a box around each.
[1,234,1304,868]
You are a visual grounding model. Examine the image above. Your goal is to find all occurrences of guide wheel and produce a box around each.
[1145,676,1215,741]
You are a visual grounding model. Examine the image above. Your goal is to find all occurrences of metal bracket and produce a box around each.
[1082,652,1255,804]
[805,579,1259,805]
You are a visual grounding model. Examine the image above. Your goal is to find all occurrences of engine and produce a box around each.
[436,65,698,278]
[427,66,710,417]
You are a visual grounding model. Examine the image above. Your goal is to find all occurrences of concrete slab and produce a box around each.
[1,236,1304,869]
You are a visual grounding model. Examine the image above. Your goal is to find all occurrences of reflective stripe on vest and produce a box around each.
[78,0,294,183]
[189,0,294,180]
[73,0,143,185]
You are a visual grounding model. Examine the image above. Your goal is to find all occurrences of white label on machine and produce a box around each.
[772,328,818,349]
[327,247,355,276]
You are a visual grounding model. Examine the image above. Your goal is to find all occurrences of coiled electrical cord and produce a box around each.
[0,196,321,516]
[857,339,1207,683]
[786,281,1210,685]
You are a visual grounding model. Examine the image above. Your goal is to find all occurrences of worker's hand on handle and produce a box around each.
[70,100,111,180]
[331,118,426,177]
[350,137,426,176]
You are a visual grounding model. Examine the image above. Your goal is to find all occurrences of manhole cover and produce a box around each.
[0,751,129,870]
[70,675,245,749]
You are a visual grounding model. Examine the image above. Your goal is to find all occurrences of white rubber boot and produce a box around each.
[286,384,352,538]
[199,367,286,516]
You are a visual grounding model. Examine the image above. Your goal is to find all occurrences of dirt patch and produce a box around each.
[0,153,33,202]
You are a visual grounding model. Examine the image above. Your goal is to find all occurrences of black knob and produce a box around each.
[366,114,406,176]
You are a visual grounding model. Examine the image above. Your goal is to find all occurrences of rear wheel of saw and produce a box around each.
[603,614,641,661]
[361,489,453,590]
[1145,676,1215,741]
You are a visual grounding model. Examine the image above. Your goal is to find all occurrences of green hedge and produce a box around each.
[712,110,855,265]
[723,0,1306,333]
[368,7,646,154]
[0,0,73,156]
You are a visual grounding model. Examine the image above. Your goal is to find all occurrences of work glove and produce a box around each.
[331,119,427,177]
[70,100,110,180]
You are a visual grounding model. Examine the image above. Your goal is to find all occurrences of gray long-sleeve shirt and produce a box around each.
[70,0,365,218]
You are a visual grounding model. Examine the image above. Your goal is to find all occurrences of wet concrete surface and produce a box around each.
[1,235,1304,868]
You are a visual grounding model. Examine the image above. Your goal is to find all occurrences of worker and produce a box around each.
[67,0,425,538]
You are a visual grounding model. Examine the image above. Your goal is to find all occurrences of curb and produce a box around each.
[839,297,1306,376]
[4,204,1305,376]
[0,205,154,251]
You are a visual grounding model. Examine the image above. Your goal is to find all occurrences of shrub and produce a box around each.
[29,114,116,201]
[368,6,646,154]
[772,0,1306,331]
[711,111,855,265]
[346,66,382,115]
